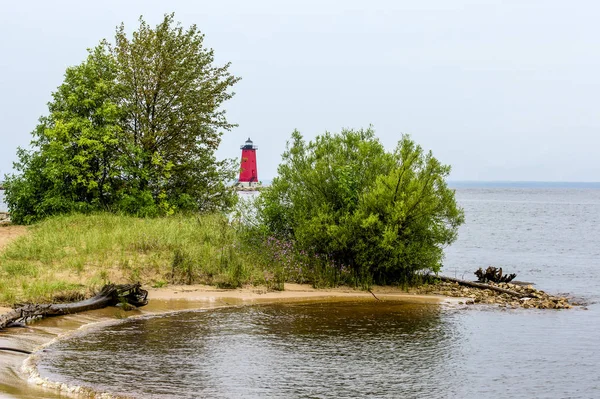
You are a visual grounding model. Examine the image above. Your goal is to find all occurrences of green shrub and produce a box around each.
[257,128,464,286]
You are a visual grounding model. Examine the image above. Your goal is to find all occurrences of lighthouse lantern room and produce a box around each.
[238,137,259,187]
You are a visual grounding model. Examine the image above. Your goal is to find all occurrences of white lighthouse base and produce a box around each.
[235,181,262,191]
[237,181,259,188]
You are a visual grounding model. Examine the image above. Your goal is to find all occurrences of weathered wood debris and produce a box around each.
[0,283,148,331]
[416,276,578,309]
[474,266,516,283]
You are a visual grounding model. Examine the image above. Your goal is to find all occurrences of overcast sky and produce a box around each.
[0,0,598,181]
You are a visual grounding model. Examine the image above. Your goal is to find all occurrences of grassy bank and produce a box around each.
[0,213,277,306]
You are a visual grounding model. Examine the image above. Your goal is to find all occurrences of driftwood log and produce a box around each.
[0,283,148,331]
[436,275,527,298]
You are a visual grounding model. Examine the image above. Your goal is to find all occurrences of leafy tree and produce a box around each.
[111,14,240,213]
[4,47,122,224]
[257,128,464,285]
[5,14,239,223]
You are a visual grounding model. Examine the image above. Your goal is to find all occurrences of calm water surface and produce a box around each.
[33,187,600,398]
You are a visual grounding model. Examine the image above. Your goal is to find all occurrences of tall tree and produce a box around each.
[5,14,240,223]
[4,46,122,224]
[112,14,240,213]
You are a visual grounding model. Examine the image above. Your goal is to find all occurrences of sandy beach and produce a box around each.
[147,282,445,302]
[0,282,447,321]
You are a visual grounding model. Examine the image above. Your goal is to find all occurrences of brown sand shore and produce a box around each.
[0,283,448,329]
[0,281,448,317]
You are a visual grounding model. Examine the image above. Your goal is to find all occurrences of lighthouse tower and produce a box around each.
[238,137,259,187]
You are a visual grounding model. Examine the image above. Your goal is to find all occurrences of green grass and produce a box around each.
[0,213,274,306]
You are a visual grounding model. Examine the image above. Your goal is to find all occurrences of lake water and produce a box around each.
[25,187,600,397]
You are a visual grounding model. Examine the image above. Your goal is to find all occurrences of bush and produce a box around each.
[257,128,464,286]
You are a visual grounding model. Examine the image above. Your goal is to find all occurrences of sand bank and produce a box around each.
[147,282,446,303]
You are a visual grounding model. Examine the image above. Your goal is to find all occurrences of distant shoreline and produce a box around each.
[2,182,599,214]
[253,180,600,189]
[2,182,600,192]
[448,181,600,189]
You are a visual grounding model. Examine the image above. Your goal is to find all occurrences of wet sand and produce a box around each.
[0,284,450,398]
[147,283,448,303]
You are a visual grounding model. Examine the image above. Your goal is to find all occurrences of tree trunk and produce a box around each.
[0,283,148,331]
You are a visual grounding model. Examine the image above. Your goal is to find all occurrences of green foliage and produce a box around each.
[257,128,465,285]
[4,13,239,224]
[171,248,195,285]
[111,14,240,215]
[4,47,121,224]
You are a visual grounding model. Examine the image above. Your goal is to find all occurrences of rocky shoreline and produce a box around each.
[416,280,580,309]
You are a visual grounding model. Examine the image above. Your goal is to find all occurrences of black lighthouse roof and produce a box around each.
[241,137,258,150]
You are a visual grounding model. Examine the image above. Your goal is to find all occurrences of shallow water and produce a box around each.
[39,301,449,398]
[15,187,600,397]
[36,301,600,399]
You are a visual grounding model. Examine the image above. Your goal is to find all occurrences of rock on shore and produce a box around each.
[417,281,578,309]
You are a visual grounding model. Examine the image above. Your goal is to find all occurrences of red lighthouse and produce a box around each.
[238,137,259,187]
